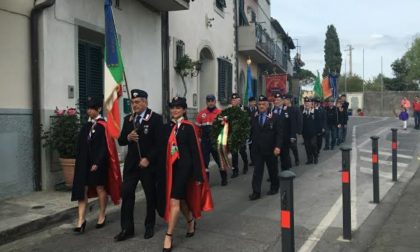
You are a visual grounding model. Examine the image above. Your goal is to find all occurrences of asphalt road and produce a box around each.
[2,116,420,252]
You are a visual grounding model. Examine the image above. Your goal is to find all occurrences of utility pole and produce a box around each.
[362,48,365,93]
[344,56,347,93]
[381,56,384,116]
[345,45,354,76]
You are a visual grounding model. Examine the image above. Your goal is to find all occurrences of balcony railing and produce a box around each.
[138,0,190,11]
[239,23,288,71]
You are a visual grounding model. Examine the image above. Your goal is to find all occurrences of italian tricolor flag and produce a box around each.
[104,0,124,139]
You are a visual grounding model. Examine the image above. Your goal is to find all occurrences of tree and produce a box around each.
[338,74,363,92]
[323,25,342,77]
[174,54,201,97]
[386,37,420,91]
[294,68,315,80]
[365,74,383,91]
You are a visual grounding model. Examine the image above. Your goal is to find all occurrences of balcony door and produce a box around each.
[199,47,215,109]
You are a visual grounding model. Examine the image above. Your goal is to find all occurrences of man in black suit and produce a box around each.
[302,97,321,164]
[313,97,327,154]
[245,96,257,166]
[114,89,163,241]
[249,95,283,201]
[279,94,300,169]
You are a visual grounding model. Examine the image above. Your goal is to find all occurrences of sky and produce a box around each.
[271,0,420,80]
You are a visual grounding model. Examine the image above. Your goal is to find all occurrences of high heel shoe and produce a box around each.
[73,220,86,233]
[162,233,173,252]
[95,216,106,229]
[186,218,196,238]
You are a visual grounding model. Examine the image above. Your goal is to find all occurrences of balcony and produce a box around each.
[139,0,190,11]
[238,23,288,72]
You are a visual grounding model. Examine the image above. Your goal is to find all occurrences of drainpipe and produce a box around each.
[161,11,170,122]
[234,0,239,97]
[31,0,56,191]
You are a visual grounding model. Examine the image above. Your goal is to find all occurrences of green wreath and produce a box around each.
[211,106,250,152]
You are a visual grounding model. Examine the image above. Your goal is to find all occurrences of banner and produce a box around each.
[265,74,287,101]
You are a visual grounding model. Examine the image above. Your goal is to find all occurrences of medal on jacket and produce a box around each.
[143,125,149,135]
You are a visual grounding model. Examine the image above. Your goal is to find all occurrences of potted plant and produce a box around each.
[42,107,80,188]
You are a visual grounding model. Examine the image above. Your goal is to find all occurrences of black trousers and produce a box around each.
[252,153,279,194]
[121,167,156,232]
[316,133,323,153]
[280,142,292,170]
[201,139,221,169]
[289,141,300,163]
[232,144,248,170]
[325,125,337,149]
[304,136,318,162]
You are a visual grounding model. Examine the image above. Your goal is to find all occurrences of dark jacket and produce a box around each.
[250,112,283,155]
[338,108,349,125]
[302,109,321,138]
[118,108,163,175]
[72,119,108,201]
[315,106,327,131]
[279,106,300,140]
[326,106,339,126]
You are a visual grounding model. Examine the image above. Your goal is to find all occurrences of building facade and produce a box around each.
[169,0,236,116]
[0,0,189,199]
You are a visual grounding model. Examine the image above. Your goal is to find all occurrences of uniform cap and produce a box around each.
[131,89,148,99]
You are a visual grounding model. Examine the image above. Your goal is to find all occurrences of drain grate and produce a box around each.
[31,205,45,209]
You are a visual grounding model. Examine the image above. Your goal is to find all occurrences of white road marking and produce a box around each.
[356,126,390,149]
[298,118,389,252]
[360,166,396,179]
[358,149,413,159]
[359,156,409,167]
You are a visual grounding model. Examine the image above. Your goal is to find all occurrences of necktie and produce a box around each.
[259,114,264,126]
[135,114,142,128]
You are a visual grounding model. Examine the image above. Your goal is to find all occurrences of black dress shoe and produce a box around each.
[114,230,134,242]
[73,220,86,233]
[95,216,106,229]
[243,163,248,174]
[249,162,255,166]
[267,189,279,195]
[144,227,154,239]
[295,160,300,166]
[248,192,261,201]
[231,170,239,178]
[314,157,318,164]
[323,147,329,150]
[305,160,313,165]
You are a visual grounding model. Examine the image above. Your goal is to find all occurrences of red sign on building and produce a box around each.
[265,74,287,101]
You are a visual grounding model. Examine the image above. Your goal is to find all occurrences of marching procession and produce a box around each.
[70,89,351,251]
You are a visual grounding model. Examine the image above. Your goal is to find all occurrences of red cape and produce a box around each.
[164,120,214,222]
[87,121,122,205]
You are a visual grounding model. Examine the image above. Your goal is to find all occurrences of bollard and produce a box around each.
[371,136,380,203]
[391,128,398,182]
[340,146,352,240]
[280,170,296,252]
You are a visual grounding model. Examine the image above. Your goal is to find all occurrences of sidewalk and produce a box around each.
[0,191,76,246]
[367,165,420,251]
[0,188,144,246]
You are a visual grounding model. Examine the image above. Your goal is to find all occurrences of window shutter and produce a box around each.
[218,59,227,104]
[78,41,104,123]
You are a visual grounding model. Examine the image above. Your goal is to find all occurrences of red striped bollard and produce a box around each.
[371,136,380,204]
[280,170,296,252]
[391,128,398,182]
[340,146,352,240]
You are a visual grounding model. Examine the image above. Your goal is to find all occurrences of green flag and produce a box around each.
[314,71,323,98]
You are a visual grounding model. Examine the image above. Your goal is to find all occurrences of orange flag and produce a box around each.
[322,77,332,98]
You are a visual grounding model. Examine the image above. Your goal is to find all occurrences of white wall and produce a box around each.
[39,0,162,114]
[169,0,235,109]
[0,1,32,109]
[38,0,162,190]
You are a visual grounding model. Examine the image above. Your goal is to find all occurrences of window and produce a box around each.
[215,0,226,11]
[78,41,104,123]
[175,40,185,64]
[217,58,233,104]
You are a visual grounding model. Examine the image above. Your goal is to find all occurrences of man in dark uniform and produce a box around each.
[271,93,283,115]
[230,93,249,178]
[283,94,302,167]
[313,97,326,154]
[245,97,257,166]
[324,98,339,150]
[302,97,321,164]
[279,94,300,169]
[195,94,227,186]
[249,95,283,200]
[114,89,163,241]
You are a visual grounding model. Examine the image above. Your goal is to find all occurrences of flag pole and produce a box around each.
[108,2,142,159]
